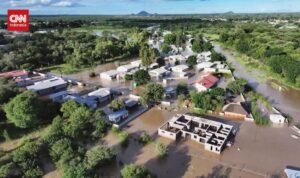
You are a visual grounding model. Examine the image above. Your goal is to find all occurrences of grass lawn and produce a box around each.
[46,64,83,75]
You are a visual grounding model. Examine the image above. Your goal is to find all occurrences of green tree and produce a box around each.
[155,142,168,158]
[139,45,158,68]
[63,106,91,138]
[186,55,197,67]
[133,69,151,86]
[93,110,110,135]
[121,164,152,178]
[4,91,41,128]
[0,78,19,104]
[161,43,171,54]
[61,100,79,118]
[110,99,125,111]
[84,146,115,169]
[141,83,164,105]
[176,83,189,96]
[164,33,176,45]
[227,79,247,95]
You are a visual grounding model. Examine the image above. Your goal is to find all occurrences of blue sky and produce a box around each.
[1,0,300,15]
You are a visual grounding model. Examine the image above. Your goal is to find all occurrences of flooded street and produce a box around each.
[214,44,300,121]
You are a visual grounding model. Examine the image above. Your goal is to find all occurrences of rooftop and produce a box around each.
[27,77,67,91]
[0,70,28,78]
[194,74,219,89]
[88,88,111,98]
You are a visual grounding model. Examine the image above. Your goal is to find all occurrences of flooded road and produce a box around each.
[214,44,300,121]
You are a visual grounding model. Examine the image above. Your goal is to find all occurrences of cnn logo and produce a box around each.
[7,9,29,32]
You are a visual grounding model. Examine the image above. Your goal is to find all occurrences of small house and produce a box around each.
[108,109,129,123]
[117,64,138,73]
[26,77,68,95]
[193,74,219,92]
[0,70,28,79]
[171,65,189,73]
[168,55,186,65]
[149,67,171,78]
[88,88,112,103]
[100,70,120,80]
[197,51,212,62]
[130,60,142,67]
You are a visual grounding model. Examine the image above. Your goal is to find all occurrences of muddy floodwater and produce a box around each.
[214,44,300,122]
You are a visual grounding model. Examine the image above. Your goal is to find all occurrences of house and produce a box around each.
[285,167,300,178]
[193,74,219,92]
[0,70,28,79]
[124,98,139,109]
[27,77,68,95]
[87,88,112,103]
[197,51,212,62]
[117,64,138,73]
[158,114,233,154]
[168,55,186,65]
[15,75,48,87]
[100,70,120,80]
[270,114,286,124]
[63,95,98,109]
[108,109,129,123]
[196,62,214,70]
[171,65,189,73]
[149,67,171,78]
[130,60,142,67]
[49,90,69,102]
[222,103,249,120]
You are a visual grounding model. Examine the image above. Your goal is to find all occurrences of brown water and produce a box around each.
[214,44,300,122]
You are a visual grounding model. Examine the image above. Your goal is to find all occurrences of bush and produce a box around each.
[138,132,153,145]
[111,127,129,147]
[89,72,96,78]
[133,70,151,86]
[155,142,168,158]
[121,164,152,178]
[187,55,197,67]
[85,146,115,169]
[110,99,125,111]
[125,74,133,81]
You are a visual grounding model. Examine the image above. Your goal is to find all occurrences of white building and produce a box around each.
[197,51,212,62]
[100,70,120,80]
[158,114,233,154]
[130,60,142,67]
[149,67,171,78]
[88,88,112,103]
[270,114,286,124]
[168,55,187,65]
[196,62,214,70]
[26,77,67,95]
[171,64,189,73]
[117,64,138,73]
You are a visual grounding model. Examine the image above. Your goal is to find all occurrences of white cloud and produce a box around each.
[9,0,81,7]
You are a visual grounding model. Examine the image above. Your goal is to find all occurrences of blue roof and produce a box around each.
[108,109,128,121]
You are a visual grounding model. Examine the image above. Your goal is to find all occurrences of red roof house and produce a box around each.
[193,74,219,92]
[0,70,28,78]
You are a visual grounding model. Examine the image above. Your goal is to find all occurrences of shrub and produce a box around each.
[89,72,96,78]
[125,74,133,81]
[138,132,153,144]
[155,142,168,158]
[85,146,115,169]
[121,164,152,178]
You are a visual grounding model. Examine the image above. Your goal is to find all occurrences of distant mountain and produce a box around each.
[223,11,235,15]
[135,11,152,16]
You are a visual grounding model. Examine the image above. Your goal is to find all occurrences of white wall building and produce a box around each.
[100,70,120,80]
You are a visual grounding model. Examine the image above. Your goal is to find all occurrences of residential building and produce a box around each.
[0,70,28,79]
[108,109,129,123]
[197,51,212,62]
[168,55,186,65]
[26,77,68,95]
[149,67,171,78]
[193,74,219,92]
[87,88,112,103]
[117,64,138,73]
[158,114,233,154]
[171,64,189,73]
[100,70,120,80]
